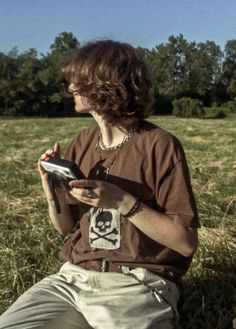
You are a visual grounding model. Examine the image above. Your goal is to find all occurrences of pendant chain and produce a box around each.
[98,128,135,151]
[95,127,136,181]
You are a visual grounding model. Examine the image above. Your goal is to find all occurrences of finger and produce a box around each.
[40,154,49,161]
[70,187,97,199]
[45,149,55,156]
[37,158,43,170]
[69,179,98,189]
[53,142,61,157]
[69,190,95,206]
[37,159,49,178]
[40,149,54,160]
[38,158,46,172]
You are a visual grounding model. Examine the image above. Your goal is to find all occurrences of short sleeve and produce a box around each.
[155,138,200,228]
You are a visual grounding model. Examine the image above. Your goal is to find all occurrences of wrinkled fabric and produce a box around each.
[61,121,199,282]
[0,262,180,329]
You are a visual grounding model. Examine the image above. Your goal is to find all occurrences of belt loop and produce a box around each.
[101,260,108,272]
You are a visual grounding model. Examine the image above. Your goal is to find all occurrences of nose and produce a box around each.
[68,83,80,96]
[68,83,75,91]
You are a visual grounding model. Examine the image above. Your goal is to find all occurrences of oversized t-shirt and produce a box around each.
[60,120,199,281]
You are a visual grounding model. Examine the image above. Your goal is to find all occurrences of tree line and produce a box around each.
[0,32,236,117]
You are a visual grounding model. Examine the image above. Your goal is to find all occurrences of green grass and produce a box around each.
[0,115,235,328]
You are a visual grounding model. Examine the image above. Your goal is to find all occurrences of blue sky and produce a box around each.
[1,0,236,55]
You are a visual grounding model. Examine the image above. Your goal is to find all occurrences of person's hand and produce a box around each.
[68,179,135,213]
[37,142,64,201]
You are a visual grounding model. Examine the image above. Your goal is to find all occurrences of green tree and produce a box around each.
[0,49,21,115]
[222,40,236,99]
[192,41,222,104]
[16,48,44,116]
[38,31,80,117]
[0,32,80,117]
[149,34,192,98]
[50,32,79,53]
[148,35,222,107]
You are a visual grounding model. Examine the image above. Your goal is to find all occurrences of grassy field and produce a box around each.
[0,115,235,328]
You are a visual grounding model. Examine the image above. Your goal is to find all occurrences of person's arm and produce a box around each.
[38,143,76,236]
[46,189,76,236]
[68,177,198,257]
[118,151,199,257]
[118,194,198,257]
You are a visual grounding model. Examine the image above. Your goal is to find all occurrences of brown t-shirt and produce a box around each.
[60,120,199,281]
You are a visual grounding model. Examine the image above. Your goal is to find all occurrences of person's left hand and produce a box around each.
[68,179,134,212]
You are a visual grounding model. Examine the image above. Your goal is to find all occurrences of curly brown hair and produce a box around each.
[62,40,153,128]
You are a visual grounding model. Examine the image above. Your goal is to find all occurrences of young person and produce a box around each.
[0,40,199,329]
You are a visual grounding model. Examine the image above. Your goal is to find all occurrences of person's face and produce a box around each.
[68,83,92,113]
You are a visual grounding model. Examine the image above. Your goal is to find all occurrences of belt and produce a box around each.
[79,260,123,273]
[78,260,179,286]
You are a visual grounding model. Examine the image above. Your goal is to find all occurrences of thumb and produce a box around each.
[54,142,61,157]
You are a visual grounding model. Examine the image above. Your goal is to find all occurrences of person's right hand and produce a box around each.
[38,142,63,201]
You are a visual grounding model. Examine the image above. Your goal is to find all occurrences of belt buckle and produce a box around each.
[101,260,109,272]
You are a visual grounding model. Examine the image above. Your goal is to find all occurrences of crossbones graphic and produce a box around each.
[90,227,118,245]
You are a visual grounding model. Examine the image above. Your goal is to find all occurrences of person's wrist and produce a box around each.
[118,193,140,218]
[46,188,66,204]
[54,187,66,196]
[47,197,55,205]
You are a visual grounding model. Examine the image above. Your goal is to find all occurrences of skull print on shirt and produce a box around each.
[89,207,121,250]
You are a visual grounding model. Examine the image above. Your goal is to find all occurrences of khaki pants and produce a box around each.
[0,262,180,329]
